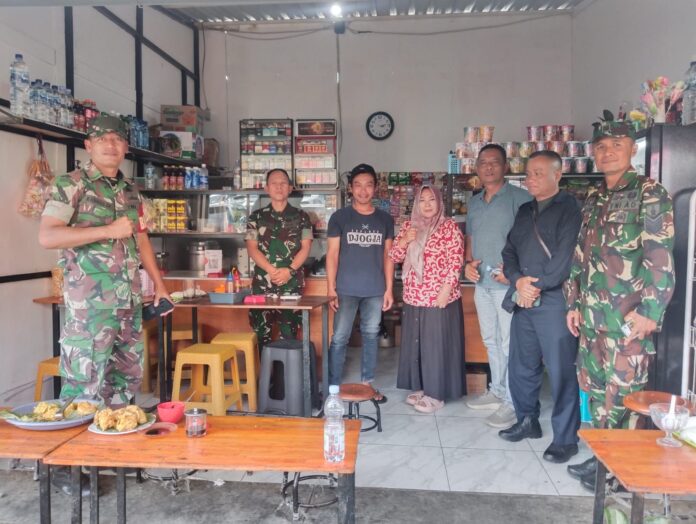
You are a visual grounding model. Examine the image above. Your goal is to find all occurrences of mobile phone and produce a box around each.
[621,322,633,337]
[142,298,175,321]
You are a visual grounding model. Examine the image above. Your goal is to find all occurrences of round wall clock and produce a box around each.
[366,111,394,141]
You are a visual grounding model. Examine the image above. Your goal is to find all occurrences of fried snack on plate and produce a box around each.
[124,405,147,425]
[95,408,116,431]
[114,411,138,432]
[63,403,76,418]
[33,401,60,421]
[75,401,97,416]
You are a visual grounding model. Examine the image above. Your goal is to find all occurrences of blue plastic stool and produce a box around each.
[579,388,592,423]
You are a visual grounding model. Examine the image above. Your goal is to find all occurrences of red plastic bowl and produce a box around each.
[157,401,185,424]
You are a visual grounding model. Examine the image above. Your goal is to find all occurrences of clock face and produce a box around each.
[366,111,394,140]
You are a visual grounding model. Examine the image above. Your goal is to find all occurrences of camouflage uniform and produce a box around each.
[564,170,675,429]
[43,161,145,406]
[245,203,313,348]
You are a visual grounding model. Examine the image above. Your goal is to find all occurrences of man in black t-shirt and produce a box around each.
[326,164,394,399]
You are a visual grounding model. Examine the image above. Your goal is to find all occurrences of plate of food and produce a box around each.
[88,405,155,435]
[0,399,101,431]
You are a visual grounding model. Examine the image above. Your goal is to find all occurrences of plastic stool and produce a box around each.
[171,343,243,416]
[258,339,318,416]
[210,332,259,412]
[34,356,61,401]
[339,383,382,432]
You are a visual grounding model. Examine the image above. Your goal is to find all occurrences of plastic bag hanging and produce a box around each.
[18,135,54,218]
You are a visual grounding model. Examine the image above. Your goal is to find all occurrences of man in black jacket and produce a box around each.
[498,151,582,464]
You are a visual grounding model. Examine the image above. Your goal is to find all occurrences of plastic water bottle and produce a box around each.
[232,159,242,190]
[144,162,157,190]
[323,385,345,463]
[27,80,39,119]
[682,60,696,126]
[9,53,30,117]
[38,82,50,122]
[199,164,209,190]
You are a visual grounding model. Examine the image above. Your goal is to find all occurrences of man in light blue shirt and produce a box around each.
[464,144,531,428]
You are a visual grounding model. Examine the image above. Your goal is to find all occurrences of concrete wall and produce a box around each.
[0,5,195,403]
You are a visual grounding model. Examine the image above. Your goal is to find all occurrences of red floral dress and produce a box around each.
[389,219,464,307]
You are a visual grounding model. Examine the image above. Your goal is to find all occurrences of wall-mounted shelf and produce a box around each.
[139,187,340,196]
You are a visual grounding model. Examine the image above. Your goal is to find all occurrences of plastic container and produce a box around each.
[209,289,251,304]
[324,385,345,463]
[157,401,185,423]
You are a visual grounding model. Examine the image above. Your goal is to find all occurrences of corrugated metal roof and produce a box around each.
[164,0,586,26]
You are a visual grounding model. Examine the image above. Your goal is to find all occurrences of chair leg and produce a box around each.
[230,354,243,411]
[373,399,382,432]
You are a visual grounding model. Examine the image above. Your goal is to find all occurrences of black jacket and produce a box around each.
[501,190,582,312]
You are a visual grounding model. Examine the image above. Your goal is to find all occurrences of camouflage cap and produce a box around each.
[87,115,128,140]
[592,112,636,143]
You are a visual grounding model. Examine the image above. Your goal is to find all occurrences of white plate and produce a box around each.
[0,399,101,431]
[87,413,156,435]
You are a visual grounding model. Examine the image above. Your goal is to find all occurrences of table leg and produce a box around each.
[592,460,607,524]
[116,467,126,524]
[38,462,51,524]
[52,304,61,398]
[630,493,645,524]
[157,315,166,403]
[322,303,329,405]
[337,473,355,524]
[192,308,199,342]
[166,314,173,401]
[89,467,99,524]
[302,310,311,417]
[70,465,81,524]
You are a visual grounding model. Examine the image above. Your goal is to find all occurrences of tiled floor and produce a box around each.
[185,344,593,497]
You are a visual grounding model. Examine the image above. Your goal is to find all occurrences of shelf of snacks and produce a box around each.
[294,119,338,189]
[239,118,293,189]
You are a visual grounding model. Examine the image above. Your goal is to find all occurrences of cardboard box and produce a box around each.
[466,371,488,396]
[161,104,205,134]
[160,131,204,160]
[205,249,223,276]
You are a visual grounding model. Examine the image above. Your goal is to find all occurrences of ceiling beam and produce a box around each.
[0,0,333,6]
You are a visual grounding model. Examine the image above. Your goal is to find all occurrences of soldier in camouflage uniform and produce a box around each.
[40,115,170,408]
[245,169,313,348]
[564,117,675,489]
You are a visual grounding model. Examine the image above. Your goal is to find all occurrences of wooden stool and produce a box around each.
[624,391,688,417]
[339,383,382,433]
[34,356,61,401]
[142,320,203,394]
[210,332,259,412]
[171,343,243,416]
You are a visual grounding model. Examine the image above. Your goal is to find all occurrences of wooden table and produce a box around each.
[160,296,332,416]
[44,415,361,523]
[579,429,696,523]
[0,417,88,524]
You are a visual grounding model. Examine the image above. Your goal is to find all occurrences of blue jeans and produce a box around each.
[328,295,383,385]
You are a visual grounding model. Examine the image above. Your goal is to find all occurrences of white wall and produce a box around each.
[205,14,574,172]
[0,5,196,403]
[571,0,696,139]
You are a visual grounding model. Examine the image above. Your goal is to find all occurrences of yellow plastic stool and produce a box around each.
[142,320,203,394]
[34,356,61,401]
[171,343,243,416]
[211,332,259,412]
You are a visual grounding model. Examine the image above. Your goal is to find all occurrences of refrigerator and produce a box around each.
[632,124,696,394]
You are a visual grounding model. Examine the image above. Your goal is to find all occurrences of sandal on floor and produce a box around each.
[406,391,424,406]
[372,388,388,404]
[414,396,444,413]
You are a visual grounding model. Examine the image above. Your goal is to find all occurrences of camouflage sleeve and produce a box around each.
[42,173,82,224]
[245,210,260,242]
[299,210,313,241]
[388,220,409,263]
[563,249,582,312]
[636,181,675,329]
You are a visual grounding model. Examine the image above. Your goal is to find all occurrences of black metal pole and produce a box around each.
[64,6,75,172]
[181,69,188,105]
[135,6,144,179]
[193,27,200,107]
[39,462,51,524]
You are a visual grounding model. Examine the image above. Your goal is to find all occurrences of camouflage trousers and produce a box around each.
[577,326,653,429]
[249,271,302,350]
[59,307,143,407]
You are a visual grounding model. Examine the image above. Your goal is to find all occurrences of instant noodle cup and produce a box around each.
[508,157,526,174]
[543,125,559,142]
[547,141,565,155]
[527,126,543,142]
[479,126,495,143]
[574,157,590,173]
[461,158,476,174]
[533,141,547,152]
[583,141,593,157]
[565,141,584,157]
[518,141,535,158]
[463,126,480,143]
[561,157,573,173]
[501,142,519,158]
[560,124,575,142]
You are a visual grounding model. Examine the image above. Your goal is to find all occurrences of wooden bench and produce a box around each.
[44,415,361,523]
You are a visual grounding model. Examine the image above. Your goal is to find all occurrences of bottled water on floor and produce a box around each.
[323,385,345,463]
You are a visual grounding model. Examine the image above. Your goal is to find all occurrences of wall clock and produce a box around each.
[366,111,394,141]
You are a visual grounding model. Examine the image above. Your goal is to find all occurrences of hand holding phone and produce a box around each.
[143,298,175,320]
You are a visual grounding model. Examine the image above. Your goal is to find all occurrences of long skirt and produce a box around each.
[397,300,466,402]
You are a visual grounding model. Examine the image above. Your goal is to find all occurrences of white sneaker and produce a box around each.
[465,390,503,410]
[486,404,517,428]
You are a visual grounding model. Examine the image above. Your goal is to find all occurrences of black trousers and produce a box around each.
[509,306,580,446]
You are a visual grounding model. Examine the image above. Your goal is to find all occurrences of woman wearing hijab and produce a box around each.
[389,185,466,413]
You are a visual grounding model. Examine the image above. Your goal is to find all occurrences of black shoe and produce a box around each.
[567,456,597,480]
[50,467,90,497]
[580,469,626,494]
[543,443,579,464]
[498,416,542,442]
[580,470,597,492]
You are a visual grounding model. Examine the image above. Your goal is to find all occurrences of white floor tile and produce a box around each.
[436,416,532,451]
[435,396,498,418]
[359,413,440,447]
[443,448,557,495]
[356,443,449,491]
[536,450,594,497]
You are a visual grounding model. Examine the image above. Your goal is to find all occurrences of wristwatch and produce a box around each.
[288,266,297,276]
